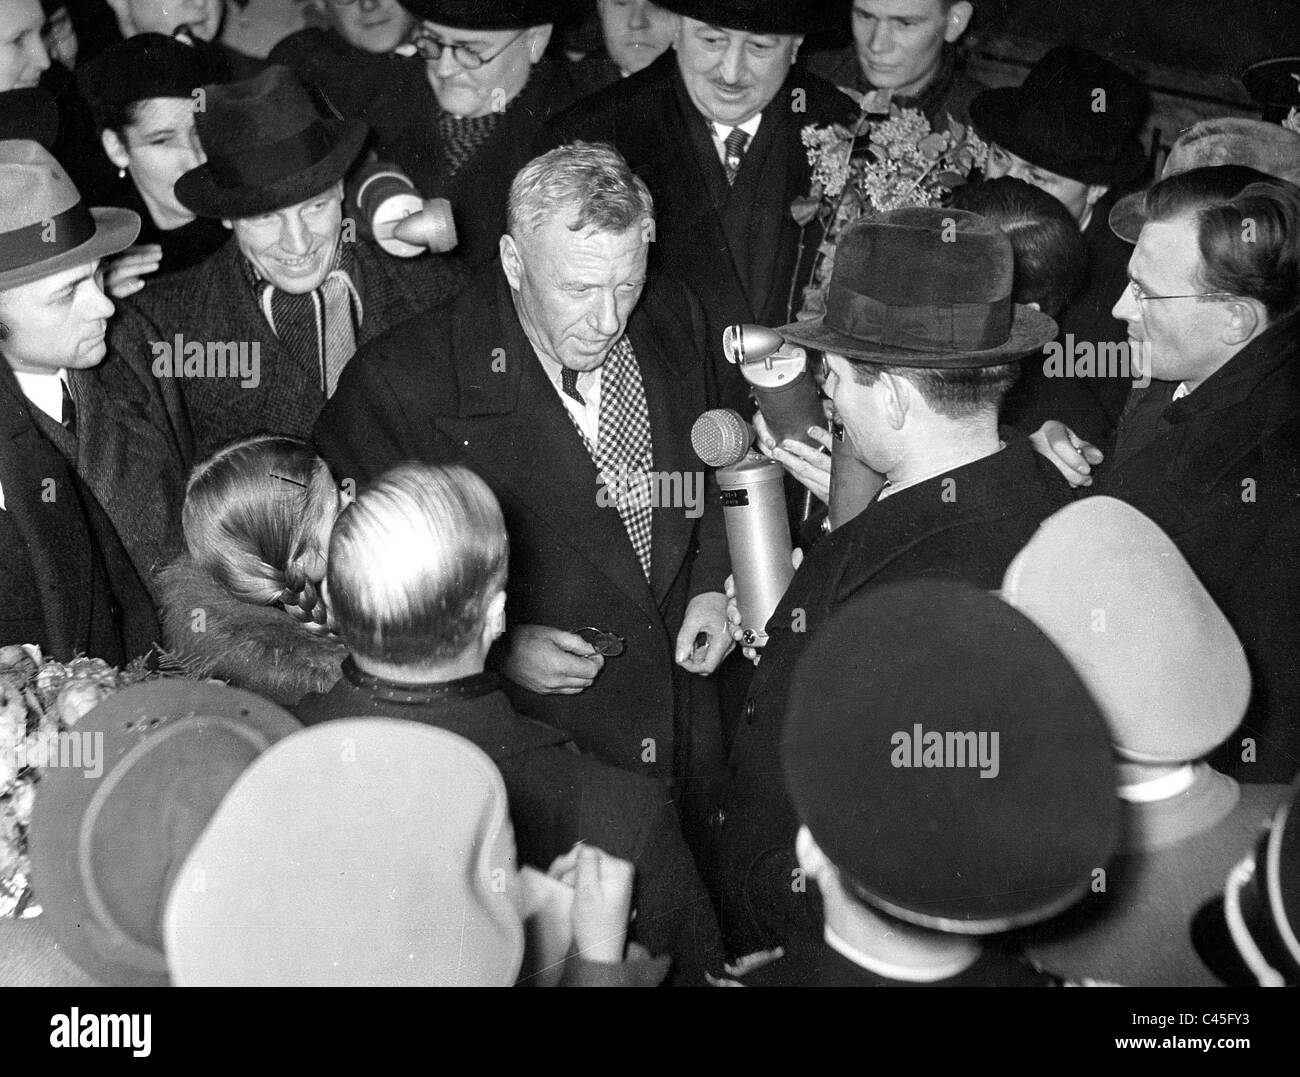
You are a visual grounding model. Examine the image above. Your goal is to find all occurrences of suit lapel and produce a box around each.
[0,368,93,657]
[633,320,699,607]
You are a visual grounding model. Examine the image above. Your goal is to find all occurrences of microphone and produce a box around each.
[693,410,795,647]
[691,408,754,468]
[355,163,457,257]
[722,324,825,449]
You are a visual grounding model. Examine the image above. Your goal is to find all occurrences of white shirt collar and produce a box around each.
[710,112,763,147]
[1172,382,1190,401]
[11,367,69,425]
[877,443,1005,500]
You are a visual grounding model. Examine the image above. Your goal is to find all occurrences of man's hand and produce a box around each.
[1030,420,1104,487]
[754,411,832,505]
[102,244,163,299]
[675,591,733,674]
[549,845,635,965]
[501,625,603,695]
[725,550,804,665]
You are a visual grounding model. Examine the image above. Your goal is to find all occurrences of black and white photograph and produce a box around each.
[0,0,1297,1051]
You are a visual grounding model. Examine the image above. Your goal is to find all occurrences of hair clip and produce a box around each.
[269,472,307,488]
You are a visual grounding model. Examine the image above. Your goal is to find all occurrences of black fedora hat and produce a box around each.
[175,66,368,220]
[76,32,215,132]
[400,0,570,29]
[782,580,1119,934]
[778,207,1058,367]
[659,0,839,35]
[970,46,1149,188]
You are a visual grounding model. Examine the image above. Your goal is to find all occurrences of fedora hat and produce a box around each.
[0,140,140,292]
[660,0,838,34]
[174,65,368,220]
[970,46,1149,188]
[782,580,1118,934]
[27,681,301,987]
[778,207,1058,367]
[1108,120,1300,242]
[1002,497,1252,764]
[164,720,525,986]
[400,0,569,29]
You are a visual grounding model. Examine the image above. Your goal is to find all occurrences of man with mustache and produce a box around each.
[542,0,857,410]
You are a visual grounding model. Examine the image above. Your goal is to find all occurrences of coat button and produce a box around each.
[744,699,756,724]
[714,807,727,828]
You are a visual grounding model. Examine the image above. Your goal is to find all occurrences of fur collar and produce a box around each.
[155,556,346,707]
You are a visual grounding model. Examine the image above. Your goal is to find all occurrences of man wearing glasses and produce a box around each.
[1097,167,1300,784]
[280,1,584,268]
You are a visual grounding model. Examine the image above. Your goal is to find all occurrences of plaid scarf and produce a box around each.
[562,337,655,581]
[436,109,504,179]
[245,239,363,397]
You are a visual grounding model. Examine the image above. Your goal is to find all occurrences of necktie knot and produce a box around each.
[60,378,77,436]
[723,127,750,185]
[561,366,584,405]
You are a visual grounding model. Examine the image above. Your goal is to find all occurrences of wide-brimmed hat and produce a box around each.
[1194,774,1300,986]
[660,0,837,34]
[174,65,368,220]
[782,579,1119,934]
[1108,119,1300,242]
[76,32,215,133]
[970,46,1149,188]
[1002,497,1251,764]
[27,681,301,987]
[400,0,569,29]
[164,719,525,986]
[778,207,1058,367]
[1241,55,1300,112]
[0,88,59,147]
[0,140,140,291]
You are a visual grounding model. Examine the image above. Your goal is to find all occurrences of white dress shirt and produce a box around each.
[708,113,763,168]
[534,349,603,450]
[12,367,68,425]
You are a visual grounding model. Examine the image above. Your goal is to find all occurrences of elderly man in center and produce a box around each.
[314,142,733,849]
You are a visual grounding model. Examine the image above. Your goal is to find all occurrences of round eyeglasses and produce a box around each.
[412,28,524,69]
[1128,280,1237,306]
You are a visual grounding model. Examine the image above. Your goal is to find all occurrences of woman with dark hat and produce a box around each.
[289,0,587,267]
[75,33,230,295]
[970,46,1152,443]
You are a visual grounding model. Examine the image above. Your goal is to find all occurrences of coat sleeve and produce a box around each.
[684,288,732,599]
[1224,503,1300,782]
[313,338,434,489]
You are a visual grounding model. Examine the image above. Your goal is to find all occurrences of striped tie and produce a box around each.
[723,127,750,185]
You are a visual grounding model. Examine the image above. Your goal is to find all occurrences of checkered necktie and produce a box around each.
[561,366,584,404]
[561,338,654,581]
[723,127,750,185]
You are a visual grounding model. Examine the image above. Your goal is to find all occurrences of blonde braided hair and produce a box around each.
[182,435,340,634]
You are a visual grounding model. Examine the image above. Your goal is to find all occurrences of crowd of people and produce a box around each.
[1,0,1298,988]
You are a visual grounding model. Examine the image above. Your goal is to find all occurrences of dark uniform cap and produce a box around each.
[782,579,1119,934]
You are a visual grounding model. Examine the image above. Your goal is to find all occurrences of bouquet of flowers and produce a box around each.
[791,104,989,317]
[0,645,161,918]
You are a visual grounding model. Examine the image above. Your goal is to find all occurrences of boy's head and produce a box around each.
[328,463,508,667]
